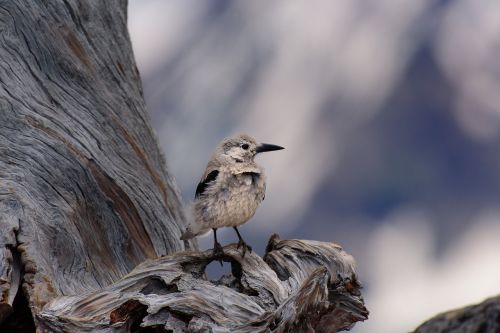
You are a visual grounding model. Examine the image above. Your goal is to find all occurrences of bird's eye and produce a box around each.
[241,143,249,150]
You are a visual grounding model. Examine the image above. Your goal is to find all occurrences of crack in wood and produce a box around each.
[0,228,36,332]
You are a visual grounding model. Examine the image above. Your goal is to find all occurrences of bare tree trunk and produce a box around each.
[0,0,192,327]
[0,1,367,332]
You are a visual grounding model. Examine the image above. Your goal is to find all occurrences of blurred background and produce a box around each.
[127,1,500,332]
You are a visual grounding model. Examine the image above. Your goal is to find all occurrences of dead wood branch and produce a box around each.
[39,235,367,332]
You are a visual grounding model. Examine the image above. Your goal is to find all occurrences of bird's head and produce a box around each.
[217,134,284,163]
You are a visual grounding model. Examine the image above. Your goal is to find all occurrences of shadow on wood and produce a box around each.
[38,235,368,332]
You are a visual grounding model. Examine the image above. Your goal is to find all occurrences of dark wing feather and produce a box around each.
[195,170,219,198]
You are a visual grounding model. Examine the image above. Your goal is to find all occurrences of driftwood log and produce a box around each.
[413,295,500,333]
[0,0,368,332]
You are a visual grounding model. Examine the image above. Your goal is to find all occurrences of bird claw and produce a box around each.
[212,242,224,266]
[237,240,252,257]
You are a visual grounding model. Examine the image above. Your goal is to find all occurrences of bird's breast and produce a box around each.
[194,171,266,228]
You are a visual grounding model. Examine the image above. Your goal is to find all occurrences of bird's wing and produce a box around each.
[195,169,219,198]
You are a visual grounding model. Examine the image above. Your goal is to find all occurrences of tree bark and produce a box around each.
[0,0,193,326]
[0,1,367,332]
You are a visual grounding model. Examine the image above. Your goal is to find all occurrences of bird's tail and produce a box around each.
[180,226,196,240]
[180,204,198,240]
[180,222,211,240]
[180,221,205,240]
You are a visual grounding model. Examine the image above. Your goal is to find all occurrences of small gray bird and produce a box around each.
[180,134,284,258]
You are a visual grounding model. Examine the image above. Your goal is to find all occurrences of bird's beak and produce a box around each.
[256,143,285,154]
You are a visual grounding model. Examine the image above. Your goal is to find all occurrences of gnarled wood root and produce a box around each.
[38,235,368,332]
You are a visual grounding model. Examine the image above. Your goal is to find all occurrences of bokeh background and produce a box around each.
[127,1,500,332]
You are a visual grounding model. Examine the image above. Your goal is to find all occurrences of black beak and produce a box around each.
[256,143,285,154]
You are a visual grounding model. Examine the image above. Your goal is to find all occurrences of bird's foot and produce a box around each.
[212,242,224,266]
[237,240,252,257]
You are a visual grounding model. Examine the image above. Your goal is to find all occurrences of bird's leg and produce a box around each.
[234,227,252,257]
[212,228,224,265]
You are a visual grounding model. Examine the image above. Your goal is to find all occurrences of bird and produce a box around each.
[180,134,284,259]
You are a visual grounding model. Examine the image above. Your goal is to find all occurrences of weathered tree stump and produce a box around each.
[0,1,368,332]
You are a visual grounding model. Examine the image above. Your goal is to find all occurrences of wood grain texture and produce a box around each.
[0,0,195,325]
[38,235,368,332]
